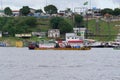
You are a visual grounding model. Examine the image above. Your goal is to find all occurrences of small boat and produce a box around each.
[89,42,115,48]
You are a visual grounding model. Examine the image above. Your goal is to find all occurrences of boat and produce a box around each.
[89,42,115,48]
[33,47,91,50]
[28,43,91,50]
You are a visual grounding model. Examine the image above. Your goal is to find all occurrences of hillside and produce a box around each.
[36,18,120,41]
[87,19,120,41]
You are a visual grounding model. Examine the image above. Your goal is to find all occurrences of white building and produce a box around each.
[73,28,86,40]
[48,29,60,38]
[66,33,83,41]
[12,10,20,16]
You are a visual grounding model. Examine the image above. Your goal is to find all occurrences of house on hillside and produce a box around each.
[73,28,86,40]
[48,29,60,38]
[12,10,20,16]
[32,32,46,38]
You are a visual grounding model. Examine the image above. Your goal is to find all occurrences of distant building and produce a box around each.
[65,33,83,47]
[32,32,46,38]
[48,29,60,38]
[15,34,32,38]
[30,8,36,14]
[66,33,83,41]
[73,28,86,40]
[0,9,5,16]
[12,10,20,16]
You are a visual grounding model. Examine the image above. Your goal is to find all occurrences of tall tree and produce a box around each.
[4,7,12,16]
[50,17,73,34]
[113,8,120,16]
[59,20,73,34]
[20,6,30,16]
[35,9,43,13]
[101,8,113,16]
[50,17,63,29]
[74,14,83,27]
[44,5,57,15]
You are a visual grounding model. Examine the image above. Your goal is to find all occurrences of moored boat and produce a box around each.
[28,43,91,50]
[34,47,91,50]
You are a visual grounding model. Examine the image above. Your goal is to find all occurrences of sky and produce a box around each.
[1,0,120,11]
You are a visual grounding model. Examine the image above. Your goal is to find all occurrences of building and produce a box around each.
[32,32,46,38]
[0,9,5,16]
[15,34,32,38]
[73,28,86,40]
[48,29,60,38]
[65,33,83,47]
[12,10,20,16]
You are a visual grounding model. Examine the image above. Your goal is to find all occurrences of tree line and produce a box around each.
[0,17,37,36]
[3,4,120,16]
[0,14,84,37]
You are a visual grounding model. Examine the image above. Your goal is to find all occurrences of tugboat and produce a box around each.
[28,42,39,50]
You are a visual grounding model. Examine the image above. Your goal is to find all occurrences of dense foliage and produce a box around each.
[0,17,37,36]
[74,14,84,27]
[50,17,73,34]
[101,8,120,16]
[20,6,30,16]
[4,7,13,16]
[44,5,58,15]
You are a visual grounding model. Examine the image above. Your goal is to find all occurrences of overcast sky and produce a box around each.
[1,0,120,10]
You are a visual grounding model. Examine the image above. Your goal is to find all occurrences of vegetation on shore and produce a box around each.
[0,16,120,47]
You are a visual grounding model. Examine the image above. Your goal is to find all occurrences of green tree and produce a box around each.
[113,8,120,16]
[20,6,30,16]
[101,8,113,16]
[74,14,83,27]
[44,5,57,15]
[59,20,73,34]
[0,17,8,30]
[35,9,43,13]
[50,17,73,34]
[2,18,16,36]
[4,7,12,16]
[50,17,64,29]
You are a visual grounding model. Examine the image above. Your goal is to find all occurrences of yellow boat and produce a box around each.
[34,47,91,50]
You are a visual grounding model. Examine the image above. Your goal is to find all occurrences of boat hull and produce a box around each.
[31,47,91,50]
